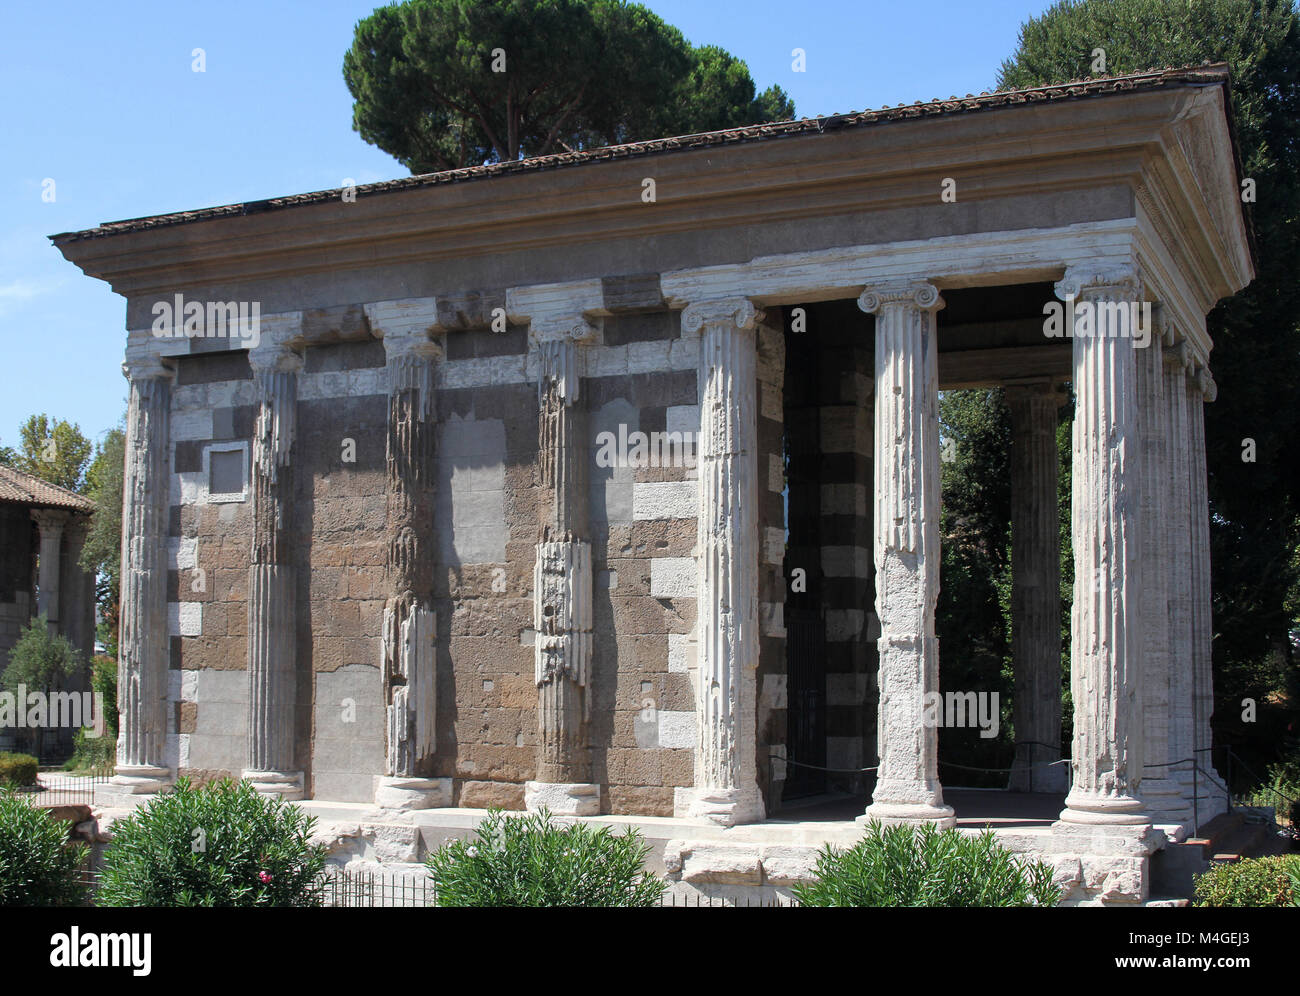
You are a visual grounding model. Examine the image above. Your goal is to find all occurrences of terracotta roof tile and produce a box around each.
[50,65,1231,244]
[0,465,95,513]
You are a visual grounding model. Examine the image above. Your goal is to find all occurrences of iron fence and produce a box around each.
[67,864,785,907]
[9,769,114,811]
[319,868,437,907]
[14,768,114,808]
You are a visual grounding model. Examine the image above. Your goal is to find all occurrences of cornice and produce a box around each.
[53,86,1229,302]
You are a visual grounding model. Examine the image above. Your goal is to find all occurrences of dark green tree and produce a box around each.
[3,616,83,759]
[5,415,92,494]
[999,0,1300,773]
[937,389,1015,783]
[343,0,793,173]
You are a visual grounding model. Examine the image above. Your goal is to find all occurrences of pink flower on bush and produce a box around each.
[258,871,272,884]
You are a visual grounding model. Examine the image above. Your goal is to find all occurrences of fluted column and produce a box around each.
[1188,362,1224,823]
[527,319,599,816]
[1007,382,1067,794]
[683,298,764,826]
[375,331,447,810]
[31,508,67,630]
[244,343,304,799]
[1055,267,1148,826]
[111,353,173,797]
[60,516,94,659]
[1140,327,1190,826]
[858,281,953,827]
[1163,337,1196,818]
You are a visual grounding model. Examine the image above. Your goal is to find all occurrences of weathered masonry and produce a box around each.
[54,66,1253,903]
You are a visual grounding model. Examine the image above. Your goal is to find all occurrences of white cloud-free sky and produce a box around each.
[0,0,1041,450]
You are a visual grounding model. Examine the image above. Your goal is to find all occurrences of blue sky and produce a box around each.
[0,0,1044,452]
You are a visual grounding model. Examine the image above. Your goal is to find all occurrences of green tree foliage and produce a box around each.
[97,778,327,907]
[3,616,83,696]
[343,0,793,173]
[0,791,89,907]
[426,808,666,906]
[793,820,1061,907]
[65,655,118,774]
[937,390,1014,782]
[79,424,125,654]
[4,414,93,493]
[3,617,84,758]
[1194,853,1300,906]
[1000,0,1300,770]
[937,389,1075,777]
[0,754,39,788]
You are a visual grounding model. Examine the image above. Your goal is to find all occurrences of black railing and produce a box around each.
[13,768,114,808]
[65,865,778,908]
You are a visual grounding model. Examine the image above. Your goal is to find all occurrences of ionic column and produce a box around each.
[31,508,67,630]
[1055,267,1148,826]
[857,281,953,827]
[1163,337,1196,817]
[244,343,304,799]
[60,516,94,658]
[111,352,174,797]
[1188,362,1225,823]
[683,298,764,826]
[375,330,447,810]
[1141,326,1191,826]
[527,319,599,816]
[1006,382,1067,794]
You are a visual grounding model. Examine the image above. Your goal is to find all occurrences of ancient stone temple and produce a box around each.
[54,66,1253,903]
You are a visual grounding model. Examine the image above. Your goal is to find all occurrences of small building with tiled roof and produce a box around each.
[0,464,96,757]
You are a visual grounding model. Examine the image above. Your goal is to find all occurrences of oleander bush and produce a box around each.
[793,819,1061,907]
[0,790,88,907]
[426,808,666,907]
[97,777,327,907]
[1193,854,1300,907]
[0,753,39,788]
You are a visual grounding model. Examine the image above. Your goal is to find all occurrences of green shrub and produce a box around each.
[0,790,88,906]
[1194,854,1300,907]
[0,753,39,788]
[63,728,115,774]
[97,777,327,907]
[426,809,666,907]
[793,820,1061,907]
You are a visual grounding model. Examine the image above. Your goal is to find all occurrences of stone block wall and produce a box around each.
[166,350,256,781]
[754,311,789,810]
[814,302,877,789]
[159,304,789,816]
[586,311,700,816]
[297,341,390,802]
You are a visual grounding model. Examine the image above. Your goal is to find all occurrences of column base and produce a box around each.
[864,778,955,828]
[524,781,600,817]
[243,769,304,801]
[1057,790,1149,826]
[95,765,173,808]
[682,786,766,827]
[374,776,453,811]
[860,801,956,829]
